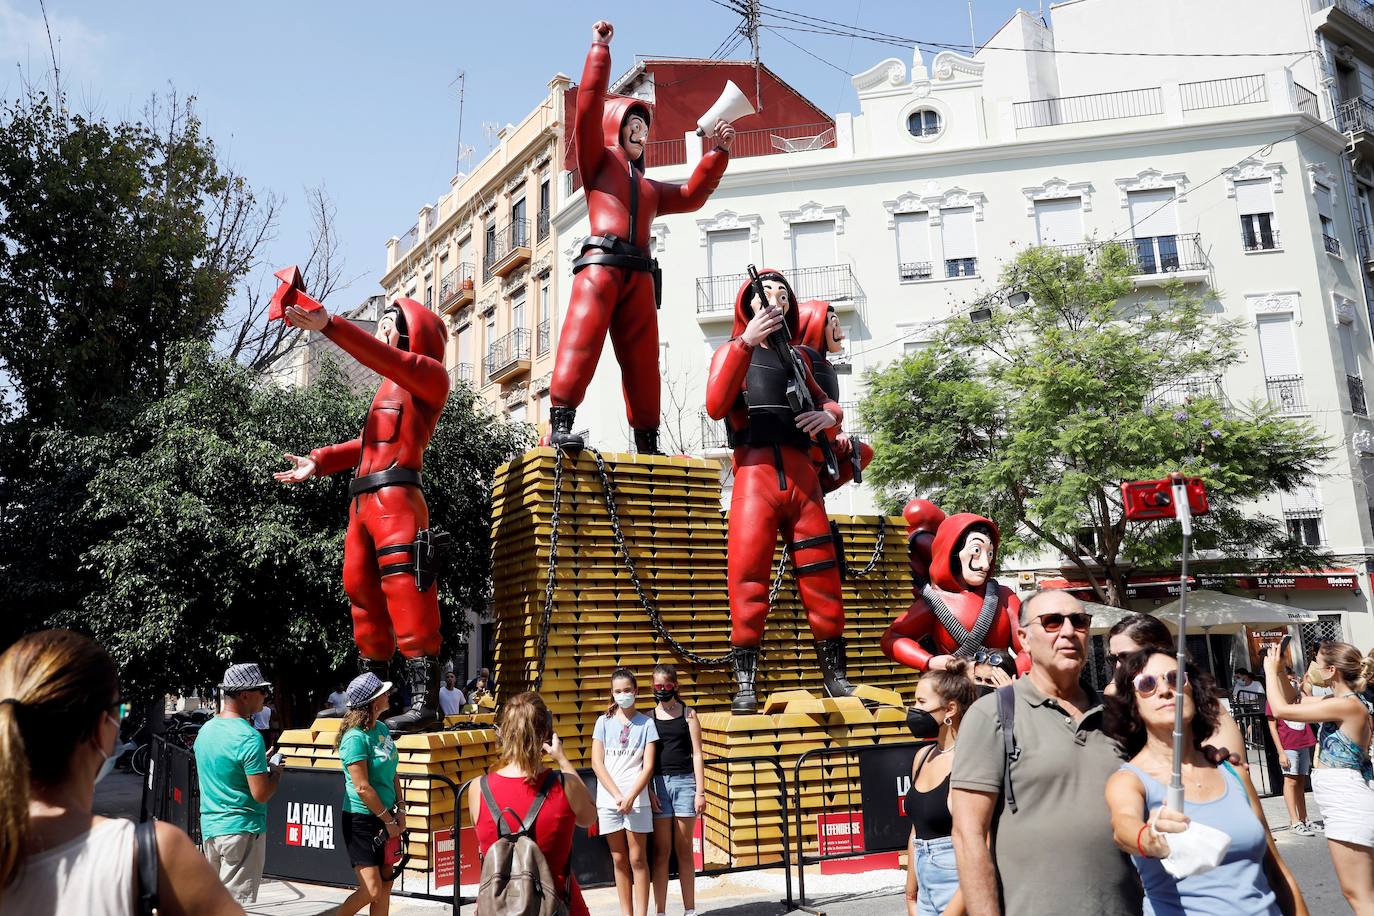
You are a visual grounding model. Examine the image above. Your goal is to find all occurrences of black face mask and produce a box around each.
[653,688,677,703]
[975,684,996,700]
[906,707,941,741]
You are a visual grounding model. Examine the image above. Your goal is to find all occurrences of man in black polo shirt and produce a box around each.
[950,589,1141,916]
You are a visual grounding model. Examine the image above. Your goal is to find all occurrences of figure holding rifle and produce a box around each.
[705,267,859,713]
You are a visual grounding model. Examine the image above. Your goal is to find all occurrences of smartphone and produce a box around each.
[1122,476,1210,522]
[1279,634,1292,658]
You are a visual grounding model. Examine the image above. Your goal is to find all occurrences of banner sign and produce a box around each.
[433,826,481,890]
[816,810,865,857]
[857,743,921,853]
[264,768,356,886]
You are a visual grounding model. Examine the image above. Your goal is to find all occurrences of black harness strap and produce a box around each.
[793,558,837,576]
[376,544,413,558]
[791,534,833,551]
[771,444,787,491]
[349,467,423,498]
[379,563,416,579]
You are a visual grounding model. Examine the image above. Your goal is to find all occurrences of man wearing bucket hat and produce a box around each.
[195,662,284,903]
[335,671,406,915]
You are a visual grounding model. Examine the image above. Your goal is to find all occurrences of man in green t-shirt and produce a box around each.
[195,662,284,904]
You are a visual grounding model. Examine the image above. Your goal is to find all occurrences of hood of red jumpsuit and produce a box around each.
[731,268,802,343]
[391,297,449,361]
[601,95,654,165]
[928,513,1000,592]
[794,299,833,353]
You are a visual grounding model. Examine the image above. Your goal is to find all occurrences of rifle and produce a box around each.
[747,265,840,479]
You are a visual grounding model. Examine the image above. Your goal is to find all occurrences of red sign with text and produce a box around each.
[816,810,865,857]
[433,826,482,890]
[693,816,704,872]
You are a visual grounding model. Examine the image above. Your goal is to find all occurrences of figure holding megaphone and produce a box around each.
[546,20,738,456]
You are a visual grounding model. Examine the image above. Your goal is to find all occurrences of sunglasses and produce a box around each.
[1032,611,1093,633]
[974,649,1005,667]
[1133,670,1188,697]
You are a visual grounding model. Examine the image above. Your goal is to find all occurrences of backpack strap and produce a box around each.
[996,684,1020,814]
[481,771,561,838]
[519,770,559,835]
[134,819,160,916]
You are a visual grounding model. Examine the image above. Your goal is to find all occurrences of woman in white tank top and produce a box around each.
[0,630,242,915]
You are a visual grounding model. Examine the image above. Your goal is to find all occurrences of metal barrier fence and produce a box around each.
[140,735,200,843]
[1233,707,1284,798]
[792,741,931,914]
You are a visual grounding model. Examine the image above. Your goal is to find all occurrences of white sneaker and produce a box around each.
[1308,820,1325,832]
[1292,822,1315,836]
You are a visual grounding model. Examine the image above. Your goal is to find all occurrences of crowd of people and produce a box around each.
[2,607,1372,915]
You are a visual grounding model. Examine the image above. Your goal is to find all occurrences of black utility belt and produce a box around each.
[349,467,423,497]
[573,235,662,307]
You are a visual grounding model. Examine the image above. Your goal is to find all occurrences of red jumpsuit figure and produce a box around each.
[794,299,873,492]
[275,298,450,733]
[880,499,1025,675]
[706,270,859,713]
[548,20,735,456]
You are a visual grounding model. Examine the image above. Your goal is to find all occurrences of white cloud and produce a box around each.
[0,0,105,75]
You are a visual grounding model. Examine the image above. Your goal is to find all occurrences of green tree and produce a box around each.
[862,243,1330,607]
[49,345,530,705]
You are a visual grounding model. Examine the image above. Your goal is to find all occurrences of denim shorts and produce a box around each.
[652,774,698,819]
[911,835,959,916]
[1283,747,1312,776]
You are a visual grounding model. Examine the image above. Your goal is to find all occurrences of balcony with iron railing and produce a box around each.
[1350,374,1368,415]
[1314,0,1374,46]
[1179,74,1267,112]
[395,224,419,261]
[839,402,866,436]
[449,362,474,388]
[700,410,729,452]
[899,261,934,282]
[1294,83,1320,119]
[484,219,531,280]
[1148,375,1229,414]
[1266,374,1308,415]
[1242,226,1280,252]
[1053,235,1208,283]
[695,264,866,319]
[536,209,550,243]
[1338,97,1374,159]
[439,262,476,313]
[1014,87,1163,130]
[1324,232,1343,256]
[1360,225,1374,264]
[537,318,551,357]
[484,328,531,385]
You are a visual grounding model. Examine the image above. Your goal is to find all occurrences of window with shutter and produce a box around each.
[1033,197,1084,245]
[1235,179,1277,250]
[1316,183,1339,254]
[941,207,977,277]
[895,212,931,280]
[707,228,750,277]
[791,220,836,269]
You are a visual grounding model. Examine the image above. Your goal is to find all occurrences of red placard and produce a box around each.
[433,826,483,890]
[693,816,704,872]
[816,810,864,857]
[432,829,455,889]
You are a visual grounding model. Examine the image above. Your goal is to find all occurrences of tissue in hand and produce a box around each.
[1160,820,1232,878]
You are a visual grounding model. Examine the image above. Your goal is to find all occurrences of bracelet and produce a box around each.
[1136,822,1151,857]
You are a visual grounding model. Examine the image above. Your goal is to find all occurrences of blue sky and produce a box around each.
[0,0,1036,311]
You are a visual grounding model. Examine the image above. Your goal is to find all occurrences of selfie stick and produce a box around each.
[1168,472,1191,813]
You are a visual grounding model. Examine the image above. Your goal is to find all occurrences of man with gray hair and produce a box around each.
[949,589,1141,916]
[195,662,284,904]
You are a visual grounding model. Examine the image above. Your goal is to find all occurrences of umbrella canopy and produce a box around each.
[1154,589,1316,634]
[1081,601,1138,635]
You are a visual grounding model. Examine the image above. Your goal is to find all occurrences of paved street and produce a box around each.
[95,769,1352,914]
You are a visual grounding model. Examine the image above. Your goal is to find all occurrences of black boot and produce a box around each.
[317,655,391,718]
[815,637,857,698]
[548,405,583,452]
[730,645,760,714]
[384,656,442,734]
[632,427,661,456]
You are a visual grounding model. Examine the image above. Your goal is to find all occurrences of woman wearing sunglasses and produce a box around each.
[648,664,704,916]
[0,630,242,915]
[1105,613,1245,755]
[591,668,659,916]
[1263,640,1374,915]
[1104,649,1305,916]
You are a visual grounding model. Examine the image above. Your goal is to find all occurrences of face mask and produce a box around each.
[614,693,636,709]
[94,713,119,784]
[652,687,676,703]
[906,707,941,741]
[975,683,996,700]
[1307,661,1330,687]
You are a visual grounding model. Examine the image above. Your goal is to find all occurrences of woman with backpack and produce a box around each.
[335,673,404,916]
[591,668,659,916]
[470,692,594,915]
[648,664,705,916]
[0,629,242,916]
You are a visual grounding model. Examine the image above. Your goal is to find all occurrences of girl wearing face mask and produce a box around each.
[591,669,659,916]
[648,664,704,916]
[903,658,976,916]
[0,629,242,915]
[1264,640,1374,915]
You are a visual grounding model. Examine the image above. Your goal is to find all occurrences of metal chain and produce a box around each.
[589,447,734,667]
[532,449,565,692]
[769,546,790,606]
[847,515,888,578]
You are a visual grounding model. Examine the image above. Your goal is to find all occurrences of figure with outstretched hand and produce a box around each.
[546,19,737,456]
[276,296,451,734]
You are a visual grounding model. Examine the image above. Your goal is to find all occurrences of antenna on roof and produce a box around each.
[968,0,976,52]
[450,70,467,176]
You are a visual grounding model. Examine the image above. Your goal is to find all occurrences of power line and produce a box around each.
[762,25,851,76]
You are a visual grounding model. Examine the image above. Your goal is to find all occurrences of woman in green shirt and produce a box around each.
[334,673,405,916]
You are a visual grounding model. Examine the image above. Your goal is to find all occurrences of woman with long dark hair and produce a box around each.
[333,673,404,916]
[648,664,704,916]
[1104,648,1305,915]
[0,629,240,915]
[469,692,595,916]
[590,668,658,916]
[1263,640,1374,914]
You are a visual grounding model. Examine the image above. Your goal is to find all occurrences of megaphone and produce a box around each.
[696,80,755,136]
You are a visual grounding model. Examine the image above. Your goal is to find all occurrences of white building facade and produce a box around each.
[550,1,1374,652]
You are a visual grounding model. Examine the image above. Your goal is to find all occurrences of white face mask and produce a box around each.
[94,713,120,784]
[614,693,636,709]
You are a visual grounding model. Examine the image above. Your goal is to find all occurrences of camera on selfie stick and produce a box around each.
[1122,473,1210,812]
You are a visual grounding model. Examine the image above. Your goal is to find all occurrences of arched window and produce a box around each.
[907,109,941,138]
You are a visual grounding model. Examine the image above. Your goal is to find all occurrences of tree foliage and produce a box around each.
[48,345,530,703]
[862,244,1331,606]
